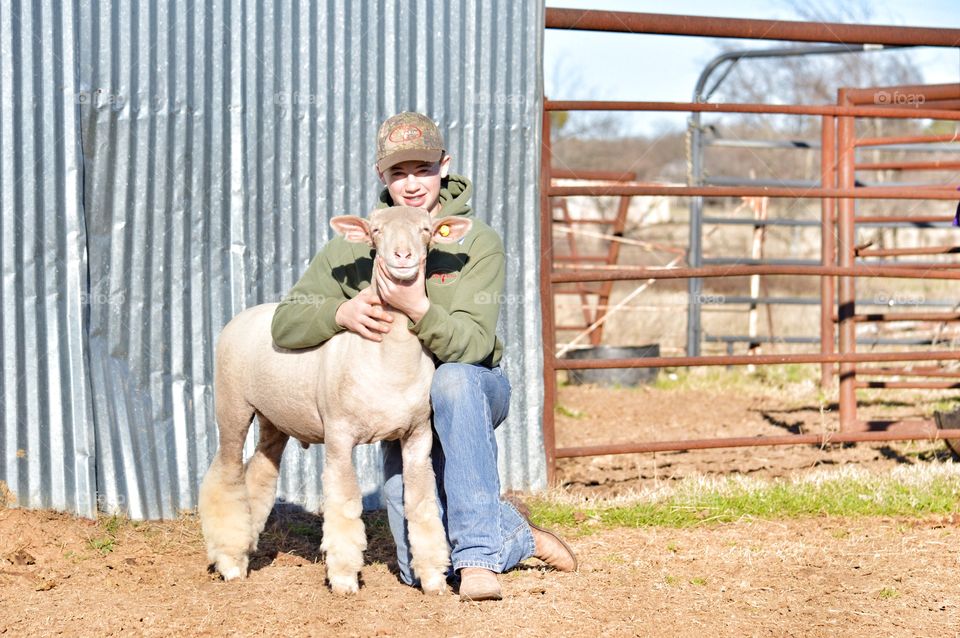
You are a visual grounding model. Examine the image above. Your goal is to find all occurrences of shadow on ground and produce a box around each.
[248,502,399,576]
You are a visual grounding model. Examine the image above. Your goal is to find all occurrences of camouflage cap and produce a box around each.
[376,112,445,172]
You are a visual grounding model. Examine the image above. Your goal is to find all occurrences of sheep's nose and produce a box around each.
[394,249,412,261]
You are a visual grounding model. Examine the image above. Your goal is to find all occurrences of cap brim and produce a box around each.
[377,149,444,172]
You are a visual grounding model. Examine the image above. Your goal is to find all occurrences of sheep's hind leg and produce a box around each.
[198,396,256,581]
[244,414,289,552]
[402,424,450,595]
[320,431,366,594]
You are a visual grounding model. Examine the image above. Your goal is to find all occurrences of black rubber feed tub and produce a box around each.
[563,344,660,387]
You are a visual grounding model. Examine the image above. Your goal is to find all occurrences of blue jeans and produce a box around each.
[381,362,535,585]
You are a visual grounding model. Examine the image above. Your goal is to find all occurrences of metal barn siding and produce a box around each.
[0,1,98,516]
[0,0,544,518]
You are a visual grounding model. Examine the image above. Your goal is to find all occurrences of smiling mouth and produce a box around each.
[386,264,419,280]
[404,195,426,207]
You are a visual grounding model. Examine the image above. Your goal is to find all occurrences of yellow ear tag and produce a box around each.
[439,224,450,237]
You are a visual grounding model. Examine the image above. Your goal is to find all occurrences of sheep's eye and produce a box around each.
[372,228,381,235]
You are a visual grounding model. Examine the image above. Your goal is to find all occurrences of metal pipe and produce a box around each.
[544,8,960,47]
[692,44,902,106]
[543,99,960,120]
[842,82,960,104]
[551,265,960,284]
[702,216,820,227]
[710,138,960,153]
[856,160,960,171]
[706,176,959,189]
[703,257,821,267]
[855,215,957,223]
[705,335,941,346]
[851,312,960,323]
[548,184,960,200]
[540,108,558,485]
[835,96,858,432]
[551,169,637,181]
[707,295,959,307]
[860,367,960,378]
[856,381,960,390]
[856,132,960,147]
[862,99,960,111]
[701,214,953,228]
[821,115,838,391]
[553,350,960,370]
[857,245,959,257]
[554,422,949,458]
[705,177,822,188]
[688,97,705,358]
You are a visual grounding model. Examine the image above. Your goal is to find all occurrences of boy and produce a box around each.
[271,112,576,601]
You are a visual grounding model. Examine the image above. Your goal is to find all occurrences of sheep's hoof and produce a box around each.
[328,574,360,595]
[214,554,249,582]
[420,575,448,596]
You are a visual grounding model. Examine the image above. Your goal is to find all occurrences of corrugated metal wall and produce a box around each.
[1,0,545,519]
[0,0,97,516]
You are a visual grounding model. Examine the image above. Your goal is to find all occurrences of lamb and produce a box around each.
[198,206,472,595]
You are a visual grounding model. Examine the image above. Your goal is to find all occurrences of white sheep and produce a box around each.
[198,206,472,595]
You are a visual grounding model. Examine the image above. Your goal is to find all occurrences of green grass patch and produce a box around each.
[88,536,115,555]
[287,522,322,542]
[877,587,900,600]
[555,404,585,419]
[933,398,960,414]
[651,364,818,392]
[528,465,960,531]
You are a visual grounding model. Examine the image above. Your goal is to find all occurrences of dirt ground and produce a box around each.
[3,382,960,637]
[555,380,959,495]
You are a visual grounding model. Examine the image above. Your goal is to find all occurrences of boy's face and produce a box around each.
[378,155,451,215]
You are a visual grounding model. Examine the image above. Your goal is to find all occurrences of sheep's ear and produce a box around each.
[330,216,372,244]
[431,216,472,244]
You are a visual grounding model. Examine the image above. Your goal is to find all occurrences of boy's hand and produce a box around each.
[335,286,393,341]
[375,256,430,323]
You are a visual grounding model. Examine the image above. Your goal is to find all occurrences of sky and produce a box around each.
[544,0,960,135]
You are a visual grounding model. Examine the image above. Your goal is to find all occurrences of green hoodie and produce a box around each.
[270,174,505,367]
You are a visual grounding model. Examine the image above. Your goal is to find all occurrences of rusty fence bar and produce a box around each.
[545,8,960,46]
[820,114,838,390]
[544,99,960,120]
[856,133,960,147]
[555,426,956,459]
[551,265,960,283]
[554,350,960,371]
[862,367,960,378]
[547,184,960,199]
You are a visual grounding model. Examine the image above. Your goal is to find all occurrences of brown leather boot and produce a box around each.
[458,567,502,601]
[507,495,578,572]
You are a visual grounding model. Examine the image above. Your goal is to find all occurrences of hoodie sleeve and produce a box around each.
[410,236,505,364]
[271,248,349,349]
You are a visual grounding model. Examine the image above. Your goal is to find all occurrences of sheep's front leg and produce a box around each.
[198,396,256,582]
[402,423,450,595]
[320,430,366,595]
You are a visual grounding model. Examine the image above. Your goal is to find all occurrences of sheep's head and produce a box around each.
[330,207,472,282]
